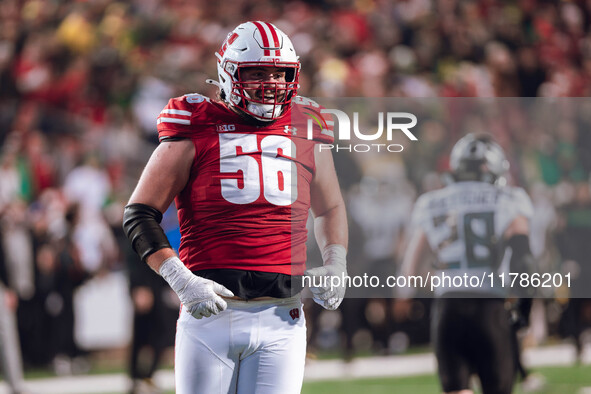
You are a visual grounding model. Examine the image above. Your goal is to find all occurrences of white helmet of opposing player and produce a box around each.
[449,133,509,184]
[214,21,300,121]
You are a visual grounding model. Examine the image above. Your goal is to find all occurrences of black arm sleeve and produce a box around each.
[122,203,172,261]
[507,234,536,298]
[507,234,535,275]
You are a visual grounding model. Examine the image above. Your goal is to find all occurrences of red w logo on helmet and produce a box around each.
[218,32,239,59]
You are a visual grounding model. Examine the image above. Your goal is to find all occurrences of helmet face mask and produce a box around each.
[449,133,509,185]
[216,22,300,122]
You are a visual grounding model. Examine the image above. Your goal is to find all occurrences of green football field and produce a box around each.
[300,364,591,394]
[20,358,591,393]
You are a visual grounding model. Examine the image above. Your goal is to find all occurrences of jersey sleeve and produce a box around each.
[502,187,534,220]
[157,94,209,141]
[497,187,534,235]
[514,188,534,218]
[409,194,430,231]
[292,96,335,144]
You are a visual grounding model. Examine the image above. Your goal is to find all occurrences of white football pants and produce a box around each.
[175,295,306,394]
[0,285,25,393]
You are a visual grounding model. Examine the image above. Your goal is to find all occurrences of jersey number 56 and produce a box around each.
[219,134,297,206]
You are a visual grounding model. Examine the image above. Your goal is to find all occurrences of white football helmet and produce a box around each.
[449,133,509,184]
[214,21,300,121]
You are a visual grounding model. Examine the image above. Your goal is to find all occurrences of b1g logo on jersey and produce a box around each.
[298,97,418,153]
[217,124,236,132]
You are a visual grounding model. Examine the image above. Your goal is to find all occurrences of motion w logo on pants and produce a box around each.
[289,308,300,320]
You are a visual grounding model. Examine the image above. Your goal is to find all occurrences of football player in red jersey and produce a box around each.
[123,21,348,394]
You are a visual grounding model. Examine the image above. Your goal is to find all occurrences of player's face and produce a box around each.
[240,67,287,104]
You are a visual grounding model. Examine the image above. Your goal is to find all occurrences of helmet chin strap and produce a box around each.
[243,91,282,121]
[246,102,282,121]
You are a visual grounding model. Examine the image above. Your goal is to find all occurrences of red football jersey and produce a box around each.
[157,94,333,276]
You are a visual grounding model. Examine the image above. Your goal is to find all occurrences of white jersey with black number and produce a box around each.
[411,181,533,297]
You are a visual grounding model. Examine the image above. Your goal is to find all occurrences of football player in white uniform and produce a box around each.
[401,133,535,394]
[123,21,348,394]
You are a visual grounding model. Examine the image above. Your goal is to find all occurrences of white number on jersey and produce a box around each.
[219,134,297,206]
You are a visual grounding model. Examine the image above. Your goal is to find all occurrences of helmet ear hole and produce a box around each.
[285,68,296,83]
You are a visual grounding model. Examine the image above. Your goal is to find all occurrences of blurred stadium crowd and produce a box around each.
[1,0,591,379]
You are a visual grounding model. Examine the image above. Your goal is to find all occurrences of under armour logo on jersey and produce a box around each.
[289,308,300,320]
[284,125,297,135]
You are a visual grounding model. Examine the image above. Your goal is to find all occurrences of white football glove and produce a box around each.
[305,245,347,310]
[159,256,234,319]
